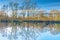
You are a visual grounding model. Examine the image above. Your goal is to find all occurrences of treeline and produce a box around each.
[0,10,60,21]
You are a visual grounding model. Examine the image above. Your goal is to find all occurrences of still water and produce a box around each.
[0,22,60,40]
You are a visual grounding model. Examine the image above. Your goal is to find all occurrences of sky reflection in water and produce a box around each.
[0,23,60,40]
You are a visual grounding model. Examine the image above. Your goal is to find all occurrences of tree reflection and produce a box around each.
[0,22,60,40]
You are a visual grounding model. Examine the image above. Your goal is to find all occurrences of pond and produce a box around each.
[0,22,60,40]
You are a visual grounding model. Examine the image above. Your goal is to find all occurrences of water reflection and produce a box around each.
[0,22,60,40]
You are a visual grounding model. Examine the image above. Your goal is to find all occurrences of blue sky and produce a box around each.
[0,0,60,11]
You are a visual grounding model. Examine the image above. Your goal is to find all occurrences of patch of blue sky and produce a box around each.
[0,0,60,10]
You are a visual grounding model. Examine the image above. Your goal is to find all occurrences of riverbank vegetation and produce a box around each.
[0,10,60,21]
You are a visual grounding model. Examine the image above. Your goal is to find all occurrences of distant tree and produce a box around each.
[50,10,60,20]
[9,0,19,19]
[39,10,45,17]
